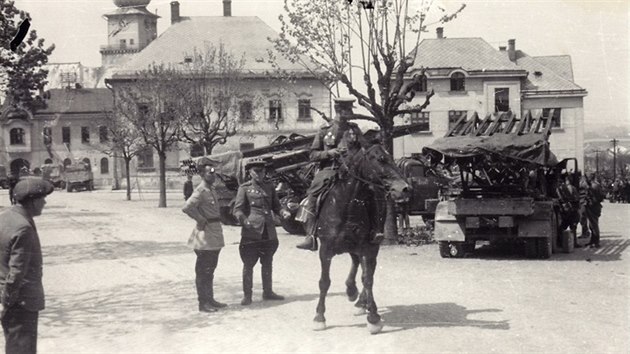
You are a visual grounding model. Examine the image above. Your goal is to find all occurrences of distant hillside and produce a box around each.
[584,124,629,140]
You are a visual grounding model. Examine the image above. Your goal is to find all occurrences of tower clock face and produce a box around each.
[109,18,131,37]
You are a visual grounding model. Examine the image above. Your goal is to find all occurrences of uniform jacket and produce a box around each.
[0,206,45,312]
[182,183,225,250]
[233,179,282,242]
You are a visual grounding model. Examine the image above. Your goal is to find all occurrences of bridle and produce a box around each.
[338,145,390,192]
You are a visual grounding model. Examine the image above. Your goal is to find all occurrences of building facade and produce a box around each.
[394,29,587,168]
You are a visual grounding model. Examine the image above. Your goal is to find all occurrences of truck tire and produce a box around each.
[281,216,306,235]
[439,241,466,258]
[525,239,537,259]
[59,181,66,190]
[67,184,72,192]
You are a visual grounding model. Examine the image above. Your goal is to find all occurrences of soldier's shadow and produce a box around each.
[378,303,509,333]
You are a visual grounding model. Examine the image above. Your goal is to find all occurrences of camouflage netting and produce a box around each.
[423,133,559,167]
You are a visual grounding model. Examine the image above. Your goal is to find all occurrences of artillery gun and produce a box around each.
[423,110,579,259]
[181,121,434,234]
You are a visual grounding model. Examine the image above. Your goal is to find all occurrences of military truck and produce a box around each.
[65,161,94,192]
[41,163,66,189]
[423,110,578,259]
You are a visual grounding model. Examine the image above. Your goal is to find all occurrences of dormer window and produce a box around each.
[450,72,465,91]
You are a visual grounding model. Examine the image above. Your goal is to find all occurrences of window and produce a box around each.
[129,39,134,45]
[62,126,71,144]
[43,127,52,145]
[494,88,510,112]
[239,143,254,152]
[137,147,154,169]
[298,99,312,120]
[542,108,562,128]
[450,72,465,91]
[100,157,109,174]
[240,100,253,121]
[448,110,467,131]
[44,158,53,164]
[82,158,91,171]
[9,128,25,145]
[119,39,126,48]
[269,100,282,121]
[190,144,205,157]
[63,158,72,167]
[81,127,90,144]
[409,112,430,133]
[411,75,428,92]
[99,126,109,143]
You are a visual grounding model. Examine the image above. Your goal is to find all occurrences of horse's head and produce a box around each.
[353,143,410,203]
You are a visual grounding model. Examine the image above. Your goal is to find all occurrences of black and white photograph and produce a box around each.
[0,0,628,352]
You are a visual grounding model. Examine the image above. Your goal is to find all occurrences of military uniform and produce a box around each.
[233,160,285,304]
[579,176,604,248]
[557,179,580,245]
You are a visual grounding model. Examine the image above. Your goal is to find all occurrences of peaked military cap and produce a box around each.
[13,178,54,202]
[196,157,220,169]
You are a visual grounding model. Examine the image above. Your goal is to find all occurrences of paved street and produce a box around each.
[0,189,627,353]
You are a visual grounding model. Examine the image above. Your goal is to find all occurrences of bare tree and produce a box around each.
[270,0,465,240]
[111,64,182,208]
[95,103,146,201]
[175,44,257,156]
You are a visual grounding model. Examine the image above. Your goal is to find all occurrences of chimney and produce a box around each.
[507,39,516,62]
[436,27,443,39]
[223,0,231,17]
[170,1,180,24]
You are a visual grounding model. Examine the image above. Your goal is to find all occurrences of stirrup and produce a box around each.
[296,235,318,251]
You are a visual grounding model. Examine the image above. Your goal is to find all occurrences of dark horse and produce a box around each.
[312,141,409,334]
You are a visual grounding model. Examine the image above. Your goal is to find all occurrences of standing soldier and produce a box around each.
[295,97,376,251]
[0,179,54,353]
[182,157,227,313]
[233,158,291,306]
[556,174,581,247]
[183,175,194,201]
[585,173,605,248]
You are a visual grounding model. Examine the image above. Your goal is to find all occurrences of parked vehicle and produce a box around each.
[41,163,66,189]
[65,161,94,192]
[424,110,578,259]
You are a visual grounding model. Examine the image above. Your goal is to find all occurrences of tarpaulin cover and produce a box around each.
[183,151,244,178]
[423,133,559,166]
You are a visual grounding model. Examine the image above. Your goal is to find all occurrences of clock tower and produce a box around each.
[100,0,159,67]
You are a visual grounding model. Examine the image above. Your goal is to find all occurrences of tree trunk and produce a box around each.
[158,151,167,208]
[124,158,132,201]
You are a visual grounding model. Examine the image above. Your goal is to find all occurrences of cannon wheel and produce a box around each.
[281,215,306,235]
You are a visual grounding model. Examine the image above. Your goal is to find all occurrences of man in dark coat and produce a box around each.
[0,178,54,354]
[233,158,291,306]
[556,175,581,247]
[295,97,371,251]
[183,175,194,201]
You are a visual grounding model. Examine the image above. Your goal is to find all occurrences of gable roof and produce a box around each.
[514,50,585,93]
[36,88,113,115]
[409,38,522,73]
[114,16,314,78]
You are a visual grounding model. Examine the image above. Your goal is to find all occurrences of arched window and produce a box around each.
[9,128,25,145]
[100,157,109,174]
[450,72,466,91]
[44,158,53,164]
[63,158,72,167]
[411,75,428,92]
[82,158,91,171]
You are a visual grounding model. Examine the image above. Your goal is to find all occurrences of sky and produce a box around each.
[11,0,630,132]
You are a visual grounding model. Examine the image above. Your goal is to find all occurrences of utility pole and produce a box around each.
[611,138,618,180]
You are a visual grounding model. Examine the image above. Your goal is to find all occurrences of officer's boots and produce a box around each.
[241,267,253,306]
[296,234,318,251]
[200,278,227,311]
[262,267,284,301]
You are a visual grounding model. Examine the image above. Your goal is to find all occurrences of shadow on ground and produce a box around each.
[43,241,190,265]
[380,303,509,332]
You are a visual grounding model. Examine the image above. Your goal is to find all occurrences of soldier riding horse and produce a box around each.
[309,132,409,334]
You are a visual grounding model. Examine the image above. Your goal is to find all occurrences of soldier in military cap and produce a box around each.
[182,157,228,313]
[233,157,291,306]
[295,97,371,251]
[0,178,54,354]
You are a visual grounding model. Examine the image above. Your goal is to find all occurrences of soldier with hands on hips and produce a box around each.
[182,157,228,313]
[232,158,291,306]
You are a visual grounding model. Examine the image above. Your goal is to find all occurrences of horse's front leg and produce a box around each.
[346,253,360,302]
[314,246,332,331]
[360,255,383,334]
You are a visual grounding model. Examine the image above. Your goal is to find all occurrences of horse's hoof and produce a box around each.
[346,285,358,302]
[353,307,367,316]
[367,320,384,335]
[313,321,327,331]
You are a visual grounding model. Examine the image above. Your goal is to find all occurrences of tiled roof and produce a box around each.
[116,16,312,77]
[37,88,113,114]
[514,51,584,92]
[409,38,521,72]
[532,55,574,81]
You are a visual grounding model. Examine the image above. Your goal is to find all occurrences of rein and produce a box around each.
[338,147,387,192]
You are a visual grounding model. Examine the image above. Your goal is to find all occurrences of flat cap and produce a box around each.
[13,178,54,203]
